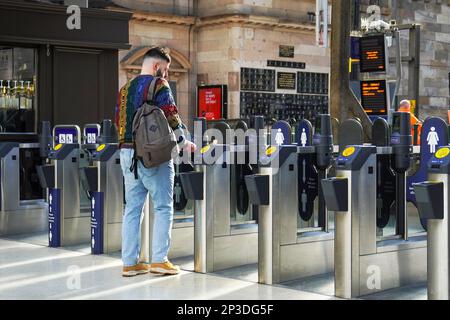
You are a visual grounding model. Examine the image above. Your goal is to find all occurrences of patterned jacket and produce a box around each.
[115,75,184,145]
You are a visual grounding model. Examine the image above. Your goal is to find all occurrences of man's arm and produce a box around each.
[153,78,188,146]
[115,83,129,145]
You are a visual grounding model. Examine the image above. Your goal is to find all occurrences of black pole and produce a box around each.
[318,169,328,231]
[353,0,361,30]
[395,172,406,238]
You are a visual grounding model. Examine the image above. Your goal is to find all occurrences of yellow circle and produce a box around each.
[97,144,106,152]
[342,146,356,157]
[266,146,277,156]
[54,144,62,151]
[435,147,450,159]
[201,145,211,154]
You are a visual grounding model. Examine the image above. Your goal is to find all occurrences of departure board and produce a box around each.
[360,35,386,73]
[360,80,388,116]
[297,72,329,95]
[240,68,276,92]
[240,91,328,126]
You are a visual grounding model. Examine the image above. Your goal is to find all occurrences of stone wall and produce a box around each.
[118,15,195,123]
[396,0,450,119]
[115,0,331,124]
[197,0,316,22]
[112,0,194,16]
[196,23,329,118]
[361,0,450,120]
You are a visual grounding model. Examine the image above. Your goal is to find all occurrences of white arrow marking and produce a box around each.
[302,159,306,183]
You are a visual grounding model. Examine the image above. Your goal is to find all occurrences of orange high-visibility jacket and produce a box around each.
[398,107,422,145]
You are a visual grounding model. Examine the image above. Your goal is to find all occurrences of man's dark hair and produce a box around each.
[144,47,171,63]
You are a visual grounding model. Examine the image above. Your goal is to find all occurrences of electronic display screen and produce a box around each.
[361,80,388,116]
[198,86,226,120]
[360,34,386,73]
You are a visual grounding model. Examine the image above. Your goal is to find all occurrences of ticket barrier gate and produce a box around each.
[322,112,428,298]
[414,144,450,300]
[0,136,48,235]
[37,125,91,246]
[244,114,335,284]
[37,123,106,247]
[79,120,123,254]
[179,117,262,273]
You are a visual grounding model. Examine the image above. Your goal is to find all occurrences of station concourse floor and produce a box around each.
[0,231,428,300]
[0,236,333,300]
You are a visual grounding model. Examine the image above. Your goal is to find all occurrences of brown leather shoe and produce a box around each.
[150,261,180,275]
[122,263,150,277]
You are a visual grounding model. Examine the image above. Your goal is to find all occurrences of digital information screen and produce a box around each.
[360,34,386,73]
[361,80,388,116]
[197,85,227,120]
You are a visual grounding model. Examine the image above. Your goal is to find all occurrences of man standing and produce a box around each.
[116,47,196,277]
[398,99,422,145]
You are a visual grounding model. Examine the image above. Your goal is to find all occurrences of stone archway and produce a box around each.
[120,46,192,122]
[120,46,191,82]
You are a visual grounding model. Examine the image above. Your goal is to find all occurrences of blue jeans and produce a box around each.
[120,149,174,266]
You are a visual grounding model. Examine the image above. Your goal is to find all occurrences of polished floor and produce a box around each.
[211,263,428,300]
[0,234,430,300]
[0,237,336,300]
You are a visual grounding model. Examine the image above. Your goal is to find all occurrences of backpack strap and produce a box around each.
[130,141,139,180]
[129,77,160,180]
[146,77,160,105]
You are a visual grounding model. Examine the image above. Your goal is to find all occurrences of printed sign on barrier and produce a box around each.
[271,121,291,146]
[296,119,318,221]
[407,117,449,205]
[48,188,61,247]
[91,192,104,255]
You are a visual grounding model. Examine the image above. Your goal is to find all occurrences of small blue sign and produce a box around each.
[350,36,360,60]
[272,121,292,146]
[54,127,79,145]
[296,119,312,147]
[91,192,104,255]
[48,188,61,247]
[297,119,317,221]
[407,117,448,204]
[85,126,100,144]
[390,133,400,145]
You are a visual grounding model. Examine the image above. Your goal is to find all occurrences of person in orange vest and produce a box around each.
[398,99,422,145]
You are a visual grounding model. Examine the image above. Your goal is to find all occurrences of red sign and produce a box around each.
[198,86,224,120]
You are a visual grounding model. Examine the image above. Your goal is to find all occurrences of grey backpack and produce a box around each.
[130,78,178,177]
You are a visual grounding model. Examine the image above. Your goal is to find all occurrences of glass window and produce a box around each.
[0,47,37,133]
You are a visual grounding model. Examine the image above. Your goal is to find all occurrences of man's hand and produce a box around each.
[183,140,197,153]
